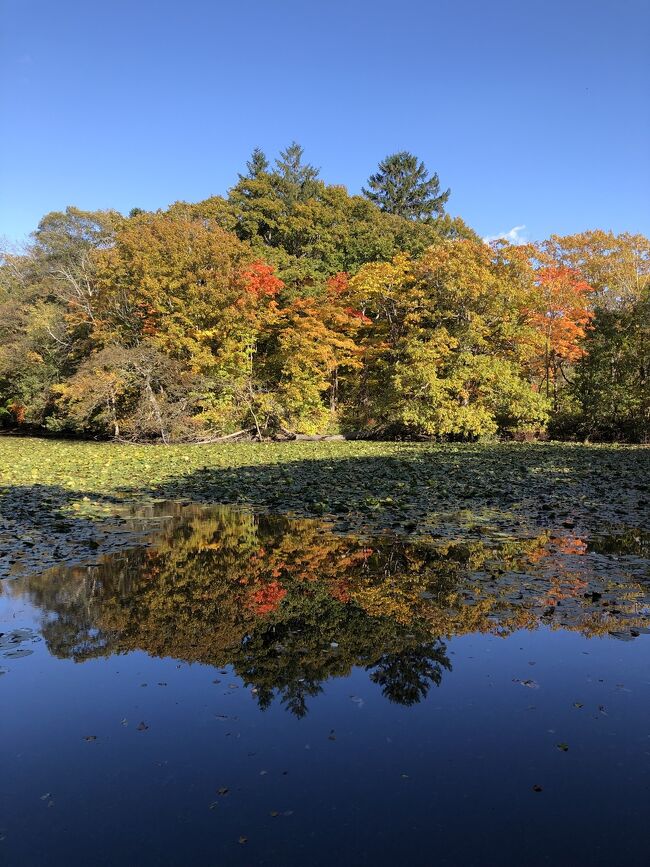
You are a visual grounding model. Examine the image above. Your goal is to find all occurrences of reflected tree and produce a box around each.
[367,640,451,706]
[10,504,650,716]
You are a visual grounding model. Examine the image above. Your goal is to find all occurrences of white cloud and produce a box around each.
[483,225,529,245]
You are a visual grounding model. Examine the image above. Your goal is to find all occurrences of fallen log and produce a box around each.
[294,433,346,442]
[194,428,256,444]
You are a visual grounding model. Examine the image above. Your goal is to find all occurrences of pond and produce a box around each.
[2,503,650,866]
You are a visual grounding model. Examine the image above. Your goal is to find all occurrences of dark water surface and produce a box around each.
[2,505,650,866]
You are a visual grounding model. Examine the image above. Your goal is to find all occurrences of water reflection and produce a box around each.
[4,505,649,716]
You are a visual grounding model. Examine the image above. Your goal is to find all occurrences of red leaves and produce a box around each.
[241,261,284,298]
[329,579,351,603]
[344,306,372,324]
[328,272,371,324]
[326,272,349,296]
[248,580,287,616]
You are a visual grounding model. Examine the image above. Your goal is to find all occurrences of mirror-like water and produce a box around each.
[2,505,649,866]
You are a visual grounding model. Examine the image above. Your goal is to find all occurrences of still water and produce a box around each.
[2,505,649,866]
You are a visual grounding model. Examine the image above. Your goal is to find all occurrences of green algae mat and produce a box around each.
[0,436,648,577]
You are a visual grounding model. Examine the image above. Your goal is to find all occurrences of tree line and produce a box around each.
[1,144,648,442]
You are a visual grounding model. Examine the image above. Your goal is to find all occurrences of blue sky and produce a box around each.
[2,0,648,245]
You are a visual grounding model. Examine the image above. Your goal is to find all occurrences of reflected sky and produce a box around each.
[2,506,650,866]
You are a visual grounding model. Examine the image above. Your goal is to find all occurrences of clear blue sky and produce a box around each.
[2,0,648,245]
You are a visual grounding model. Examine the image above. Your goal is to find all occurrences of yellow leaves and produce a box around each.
[345,238,549,436]
[277,295,364,380]
[543,230,650,309]
[349,253,412,307]
[93,214,253,353]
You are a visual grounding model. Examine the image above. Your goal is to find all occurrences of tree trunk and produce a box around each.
[144,376,168,444]
[330,366,339,413]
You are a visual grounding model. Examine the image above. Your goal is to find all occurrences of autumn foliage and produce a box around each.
[526,265,594,405]
[0,146,647,442]
[242,261,284,298]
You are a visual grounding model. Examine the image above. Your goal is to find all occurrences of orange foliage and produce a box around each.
[525,265,594,401]
[248,580,288,616]
[134,302,158,336]
[326,272,349,295]
[344,306,372,323]
[241,261,284,298]
[8,401,26,424]
[529,266,594,364]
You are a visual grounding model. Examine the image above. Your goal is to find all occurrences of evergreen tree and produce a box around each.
[363,151,450,220]
[273,141,320,205]
[243,147,269,180]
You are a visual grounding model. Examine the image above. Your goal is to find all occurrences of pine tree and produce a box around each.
[363,151,450,220]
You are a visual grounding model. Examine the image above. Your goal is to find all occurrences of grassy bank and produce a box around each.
[1,437,648,578]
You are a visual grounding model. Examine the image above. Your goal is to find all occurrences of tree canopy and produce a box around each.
[1,144,647,442]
